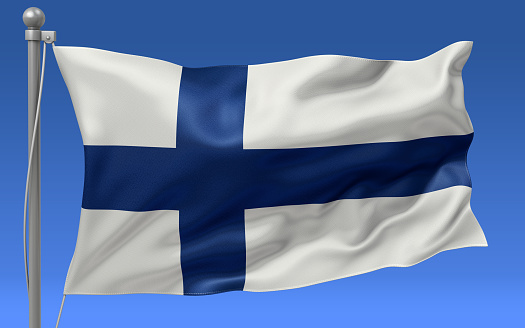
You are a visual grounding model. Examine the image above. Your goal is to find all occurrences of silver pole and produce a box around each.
[23,7,44,328]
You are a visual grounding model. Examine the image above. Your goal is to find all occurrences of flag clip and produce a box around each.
[25,30,56,43]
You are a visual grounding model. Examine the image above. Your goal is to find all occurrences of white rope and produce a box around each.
[55,295,66,328]
[24,41,47,292]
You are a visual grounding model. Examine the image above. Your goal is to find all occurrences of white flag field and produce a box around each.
[52,41,487,296]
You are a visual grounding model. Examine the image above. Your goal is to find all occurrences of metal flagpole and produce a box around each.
[23,7,45,328]
[22,7,55,328]
[23,7,44,328]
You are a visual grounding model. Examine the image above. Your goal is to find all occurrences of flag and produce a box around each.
[53,41,487,296]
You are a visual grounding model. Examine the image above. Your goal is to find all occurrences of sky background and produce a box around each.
[1,0,523,327]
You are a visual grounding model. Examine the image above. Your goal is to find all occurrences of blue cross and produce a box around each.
[82,66,472,295]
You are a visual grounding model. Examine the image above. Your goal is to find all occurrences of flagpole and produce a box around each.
[23,7,45,328]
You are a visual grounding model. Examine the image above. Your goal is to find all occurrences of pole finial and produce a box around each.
[23,7,45,30]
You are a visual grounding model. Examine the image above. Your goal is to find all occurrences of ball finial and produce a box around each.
[23,7,45,29]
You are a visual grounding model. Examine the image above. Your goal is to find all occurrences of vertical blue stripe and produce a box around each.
[176,66,248,294]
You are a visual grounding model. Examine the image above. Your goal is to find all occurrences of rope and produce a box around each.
[24,41,47,292]
[55,295,66,328]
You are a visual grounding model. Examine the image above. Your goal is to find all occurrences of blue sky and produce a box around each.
[1,0,523,326]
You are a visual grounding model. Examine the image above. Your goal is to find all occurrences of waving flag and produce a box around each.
[53,41,487,296]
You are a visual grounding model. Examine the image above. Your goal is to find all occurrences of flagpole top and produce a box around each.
[23,7,45,30]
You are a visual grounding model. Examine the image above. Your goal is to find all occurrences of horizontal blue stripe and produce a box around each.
[82,134,473,212]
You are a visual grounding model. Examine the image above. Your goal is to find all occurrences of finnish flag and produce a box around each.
[53,41,487,296]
